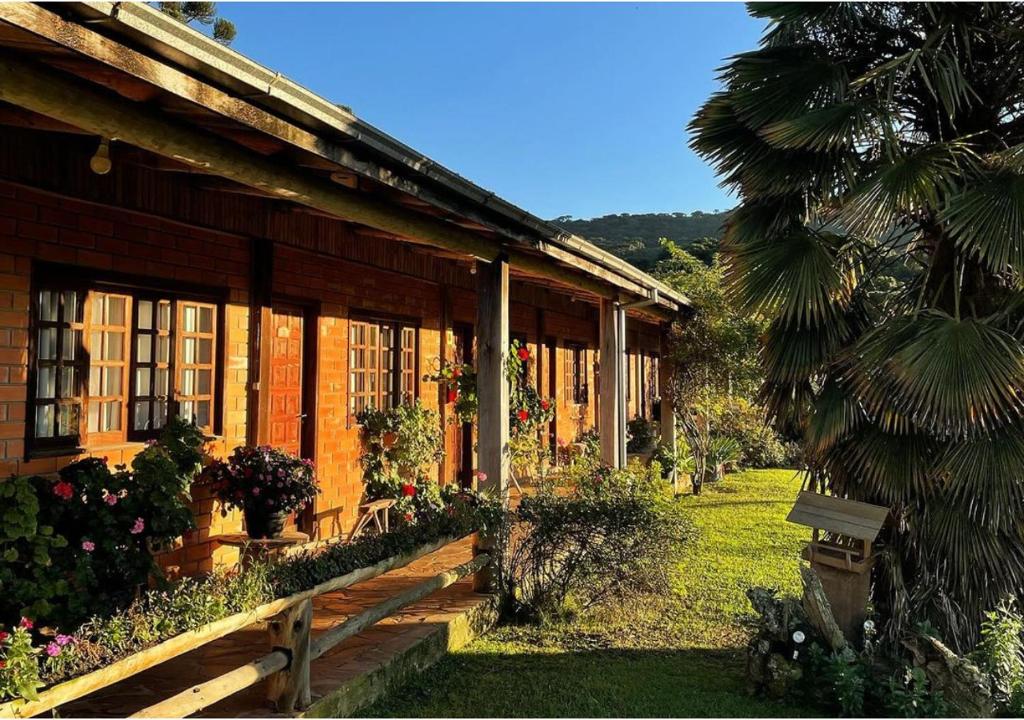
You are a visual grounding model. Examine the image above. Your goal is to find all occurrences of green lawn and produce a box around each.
[359,469,814,717]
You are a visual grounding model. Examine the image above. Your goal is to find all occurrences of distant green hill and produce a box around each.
[551,210,731,270]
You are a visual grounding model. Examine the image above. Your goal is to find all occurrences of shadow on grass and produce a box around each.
[356,645,814,718]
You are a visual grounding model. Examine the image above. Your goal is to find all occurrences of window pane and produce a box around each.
[135,367,151,394]
[182,369,195,395]
[197,369,212,394]
[198,306,213,333]
[104,400,121,431]
[156,336,170,363]
[35,404,53,438]
[136,335,152,363]
[37,367,56,399]
[38,291,58,323]
[103,367,122,395]
[107,296,125,326]
[195,401,210,429]
[198,338,212,364]
[89,366,101,396]
[155,368,169,396]
[38,328,56,361]
[180,400,194,423]
[61,291,79,321]
[57,403,79,436]
[183,338,195,364]
[153,400,167,429]
[183,305,197,333]
[134,401,150,430]
[60,366,77,397]
[88,401,99,433]
[62,329,80,361]
[104,332,124,361]
[90,330,103,357]
[137,300,153,330]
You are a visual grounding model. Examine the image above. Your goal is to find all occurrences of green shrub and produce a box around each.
[0,418,204,630]
[972,598,1024,714]
[626,417,659,453]
[715,399,789,468]
[500,460,692,620]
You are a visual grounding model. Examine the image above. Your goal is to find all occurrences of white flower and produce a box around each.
[792,630,806,644]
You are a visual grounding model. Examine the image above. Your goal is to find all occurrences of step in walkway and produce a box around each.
[62,537,496,718]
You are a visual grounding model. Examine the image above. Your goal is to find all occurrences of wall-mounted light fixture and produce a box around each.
[90,137,111,175]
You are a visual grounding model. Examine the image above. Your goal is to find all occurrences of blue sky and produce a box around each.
[223,3,766,220]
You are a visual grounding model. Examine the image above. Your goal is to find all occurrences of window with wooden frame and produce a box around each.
[29,276,221,455]
[563,343,588,405]
[348,316,418,419]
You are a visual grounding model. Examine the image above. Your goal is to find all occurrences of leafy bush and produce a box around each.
[714,399,790,469]
[499,460,693,620]
[972,598,1024,714]
[626,417,659,453]
[357,401,445,524]
[0,418,205,630]
[206,445,319,516]
[0,489,500,703]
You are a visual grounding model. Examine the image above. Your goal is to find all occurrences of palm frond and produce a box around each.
[943,170,1024,274]
[838,142,972,241]
[935,427,1024,533]
[847,311,1024,437]
[760,101,882,152]
[726,227,857,328]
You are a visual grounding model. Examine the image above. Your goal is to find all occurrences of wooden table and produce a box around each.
[216,531,311,566]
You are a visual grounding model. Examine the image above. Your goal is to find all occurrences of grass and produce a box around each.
[358,469,814,717]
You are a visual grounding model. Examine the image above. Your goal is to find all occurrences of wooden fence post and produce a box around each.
[266,598,312,712]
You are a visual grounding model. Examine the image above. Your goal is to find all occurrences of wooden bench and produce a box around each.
[350,498,396,540]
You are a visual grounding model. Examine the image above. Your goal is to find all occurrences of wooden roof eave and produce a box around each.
[0,4,684,314]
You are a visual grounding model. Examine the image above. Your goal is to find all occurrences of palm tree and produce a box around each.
[690,3,1024,650]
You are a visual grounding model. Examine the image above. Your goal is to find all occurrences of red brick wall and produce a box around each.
[0,164,667,575]
[0,180,251,575]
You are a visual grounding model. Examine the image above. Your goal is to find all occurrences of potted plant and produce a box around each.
[207,445,319,539]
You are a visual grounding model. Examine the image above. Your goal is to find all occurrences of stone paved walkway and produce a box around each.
[62,537,489,718]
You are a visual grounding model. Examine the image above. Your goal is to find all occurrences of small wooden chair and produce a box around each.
[349,498,396,541]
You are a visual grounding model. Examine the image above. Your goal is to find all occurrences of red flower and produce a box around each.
[0,631,9,643]
[404,512,414,522]
[52,481,74,500]
[517,409,529,422]
[540,399,550,411]
[401,483,417,497]
[0,661,5,670]
[446,388,458,404]
[451,367,462,379]
[19,617,33,630]
[517,346,530,361]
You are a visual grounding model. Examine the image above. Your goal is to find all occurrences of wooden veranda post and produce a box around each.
[599,299,624,468]
[474,256,509,591]
[266,598,312,712]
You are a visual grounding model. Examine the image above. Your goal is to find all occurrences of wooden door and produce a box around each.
[546,337,558,457]
[267,305,304,456]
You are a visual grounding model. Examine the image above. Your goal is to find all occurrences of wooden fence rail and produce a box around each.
[131,553,490,718]
[0,535,464,719]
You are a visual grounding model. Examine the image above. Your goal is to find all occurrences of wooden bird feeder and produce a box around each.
[787,491,890,639]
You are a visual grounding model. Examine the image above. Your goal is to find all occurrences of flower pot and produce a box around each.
[243,505,288,539]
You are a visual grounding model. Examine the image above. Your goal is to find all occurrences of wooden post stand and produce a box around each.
[266,598,312,712]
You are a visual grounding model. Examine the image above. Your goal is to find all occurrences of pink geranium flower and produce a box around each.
[104,493,118,506]
[130,517,145,535]
[81,540,95,552]
[19,617,33,630]
[45,642,61,657]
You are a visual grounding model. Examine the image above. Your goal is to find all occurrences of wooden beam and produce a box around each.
[599,299,624,468]
[309,554,489,660]
[266,598,312,712]
[0,52,501,261]
[476,256,510,503]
